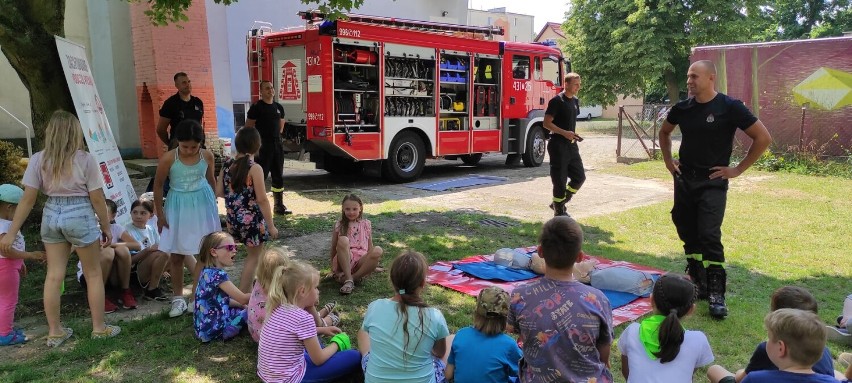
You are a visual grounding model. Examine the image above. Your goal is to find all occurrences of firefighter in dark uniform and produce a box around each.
[543,73,585,217]
[246,80,292,215]
[156,72,204,149]
[149,72,204,193]
[659,60,771,319]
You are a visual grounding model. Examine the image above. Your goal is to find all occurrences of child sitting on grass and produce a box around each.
[707,286,837,383]
[740,308,848,383]
[257,257,360,382]
[247,248,341,343]
[446,286,522,383]
[618,274,714,382]
[193,232,248,342]
[75,198,140,312]
[509,216,613,383]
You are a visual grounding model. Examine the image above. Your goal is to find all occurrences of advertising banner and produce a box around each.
[56,36,136,226]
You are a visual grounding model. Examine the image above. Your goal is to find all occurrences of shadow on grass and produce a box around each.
[4,209,849,382]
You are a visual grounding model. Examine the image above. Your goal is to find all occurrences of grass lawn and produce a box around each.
[2,161,851,382]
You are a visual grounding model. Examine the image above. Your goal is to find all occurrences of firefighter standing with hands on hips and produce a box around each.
[245,80,292,215]
[659,60,771,319]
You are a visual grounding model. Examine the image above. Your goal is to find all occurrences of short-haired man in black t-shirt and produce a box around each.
[659,60,771,319]
[246,80,291,215]
[157,72,204,149]
[543,73,585,217]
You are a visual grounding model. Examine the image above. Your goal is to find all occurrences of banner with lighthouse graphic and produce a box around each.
[277,59,302,104]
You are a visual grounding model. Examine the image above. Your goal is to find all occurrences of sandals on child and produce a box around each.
[319,301,337,317]
[339,280,355,295]
[323,312,341,327]
[46,327,73,348]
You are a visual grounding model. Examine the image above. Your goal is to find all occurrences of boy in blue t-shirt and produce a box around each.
[741,308,848,383]
[446,286,522,383]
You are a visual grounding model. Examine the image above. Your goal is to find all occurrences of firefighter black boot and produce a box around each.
[273,192,292,215]
[685,258,708,300]
[707,266,728,319]
[549,200,569,217]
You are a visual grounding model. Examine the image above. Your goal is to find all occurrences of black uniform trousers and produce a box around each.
[671,168,728,264]
[257,142,284,192]
[547,137,586,200]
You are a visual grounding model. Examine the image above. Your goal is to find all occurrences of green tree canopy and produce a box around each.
[563,0,851,106]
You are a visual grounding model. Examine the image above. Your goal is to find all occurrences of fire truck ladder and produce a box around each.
[247,21,273,101]
[299,11,505,38]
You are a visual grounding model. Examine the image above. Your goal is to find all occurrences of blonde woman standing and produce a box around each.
[0,110,121,347]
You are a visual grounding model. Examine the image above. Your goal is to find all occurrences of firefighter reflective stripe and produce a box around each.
[567,185,579,194]
[552,196,566,203]
[687,254,703,261]
[271,186,285,192]
[484,64,492,79]
[704,260,725,268]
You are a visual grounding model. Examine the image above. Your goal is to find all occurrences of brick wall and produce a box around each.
[130,1,218,158]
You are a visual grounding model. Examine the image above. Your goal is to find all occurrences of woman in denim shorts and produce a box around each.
[0,110,121,347]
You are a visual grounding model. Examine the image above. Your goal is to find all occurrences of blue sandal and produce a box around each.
[0,329,27,346]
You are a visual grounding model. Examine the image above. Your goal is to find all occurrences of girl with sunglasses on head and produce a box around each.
[193,231,249,342]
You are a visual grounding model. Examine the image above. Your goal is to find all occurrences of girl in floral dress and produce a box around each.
[216,127,278,293]
[193,231,249,342]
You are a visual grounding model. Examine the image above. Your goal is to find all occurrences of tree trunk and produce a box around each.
[663,68,680,105]
[0,0,72,149]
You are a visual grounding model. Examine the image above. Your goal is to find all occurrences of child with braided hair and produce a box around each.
[618,273,715,382]
[257,257,360,383]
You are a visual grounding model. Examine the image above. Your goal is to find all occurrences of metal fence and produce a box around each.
[616,104,675,163]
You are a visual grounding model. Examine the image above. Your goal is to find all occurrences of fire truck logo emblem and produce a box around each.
[706,114,714,123]
[277,59,302,104]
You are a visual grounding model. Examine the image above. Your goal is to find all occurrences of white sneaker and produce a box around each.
[168,298,187,318]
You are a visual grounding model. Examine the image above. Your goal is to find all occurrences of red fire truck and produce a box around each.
[248,12,568,182]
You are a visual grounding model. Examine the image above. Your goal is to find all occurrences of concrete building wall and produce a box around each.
[467,8,534,42]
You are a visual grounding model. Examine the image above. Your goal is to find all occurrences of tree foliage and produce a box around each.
[563,0,759,106]
[563,0,851,106]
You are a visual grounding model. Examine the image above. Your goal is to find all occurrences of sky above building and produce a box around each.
[468,0,569,32]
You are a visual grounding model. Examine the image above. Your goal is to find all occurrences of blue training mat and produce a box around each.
[405,175,508,191]
[452,261,539,282]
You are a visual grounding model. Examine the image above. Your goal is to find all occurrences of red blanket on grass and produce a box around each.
[426,247,665,327]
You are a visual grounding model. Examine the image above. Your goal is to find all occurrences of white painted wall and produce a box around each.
[87,0,140,151]
[218,0,468,105]
[206,0,236,140]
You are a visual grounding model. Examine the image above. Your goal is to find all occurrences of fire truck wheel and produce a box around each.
[460,153,482,165]
[383,131,426,182]
[522,125,546,167]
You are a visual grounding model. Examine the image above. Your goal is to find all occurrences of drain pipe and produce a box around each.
[0,105,33,157]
